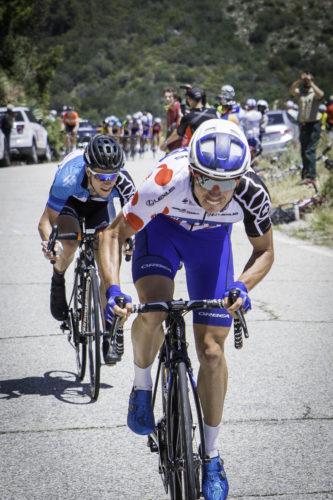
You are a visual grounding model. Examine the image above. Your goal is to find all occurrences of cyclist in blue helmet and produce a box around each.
[99,119,274,500]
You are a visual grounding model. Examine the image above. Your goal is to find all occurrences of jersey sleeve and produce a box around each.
[123,163,177,231]
[114,169,136,207]
[46,169,78,212]
[46,153,85,212]
[234,171,272,237]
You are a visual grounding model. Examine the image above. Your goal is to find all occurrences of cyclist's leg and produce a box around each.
[55,215,80,273]
[194,323,231,427]
[50,205,80,320]
[131,217,182,369]
[128,217,181,434]
[72,130,77,149]
[132,275,173,368]
[179,225,232,497]
[183,226,233,427]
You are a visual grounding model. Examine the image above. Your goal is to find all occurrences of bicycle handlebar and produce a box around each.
[112,296,249,350]
[46,224,99,265]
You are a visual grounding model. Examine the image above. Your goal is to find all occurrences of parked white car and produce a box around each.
[261,110,295,155]
[0,106,52,163]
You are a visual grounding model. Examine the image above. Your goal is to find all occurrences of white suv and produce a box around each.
[0,106,51,163]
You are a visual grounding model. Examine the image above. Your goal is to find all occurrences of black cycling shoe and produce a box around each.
[50,274,69,321]
[103,338,122,365]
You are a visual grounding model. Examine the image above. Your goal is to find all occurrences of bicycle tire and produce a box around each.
[157,353,169,492]
[85,268,102,400]
[168,361,196,500]
[72,267,87,380]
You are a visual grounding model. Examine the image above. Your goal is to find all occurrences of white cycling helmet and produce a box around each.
[246,98,257,107]
[285,100,295,109]
[221,85,235,97]
[221,85,236,105]
[189,119,251,180]
[257,99,269,110]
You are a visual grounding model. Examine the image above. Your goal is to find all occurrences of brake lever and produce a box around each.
[47,224,58,265]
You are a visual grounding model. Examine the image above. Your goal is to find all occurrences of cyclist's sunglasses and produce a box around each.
[192,170,236,192]
[87,166,118,182]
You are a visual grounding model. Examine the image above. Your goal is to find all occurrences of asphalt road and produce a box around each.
[0,153,332,500]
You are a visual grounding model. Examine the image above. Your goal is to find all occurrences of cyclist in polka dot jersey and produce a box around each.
[99,119,274,500]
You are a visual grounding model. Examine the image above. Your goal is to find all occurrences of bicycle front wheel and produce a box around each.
[168,361,196,500]
[72,267,86,380]
[85,268,102,400]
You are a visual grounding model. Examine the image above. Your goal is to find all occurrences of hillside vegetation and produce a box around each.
[0,0,332,122]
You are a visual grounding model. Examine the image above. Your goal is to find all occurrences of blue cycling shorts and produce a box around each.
[132,215,234,327]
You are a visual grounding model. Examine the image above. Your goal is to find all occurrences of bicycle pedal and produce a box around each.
[147,436,158,453]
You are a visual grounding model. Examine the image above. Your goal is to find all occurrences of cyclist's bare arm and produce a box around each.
[99,211,137,314]
[161,128,181,151]
[38,206,59,241]
[38,206,61,260]
[225,227,274,314]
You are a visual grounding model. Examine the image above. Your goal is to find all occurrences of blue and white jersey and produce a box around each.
[47,149,136,213]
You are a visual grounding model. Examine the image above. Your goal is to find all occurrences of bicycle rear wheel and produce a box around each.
[72,268,86,380]
[168,361,197,500]
[85,268,102,400]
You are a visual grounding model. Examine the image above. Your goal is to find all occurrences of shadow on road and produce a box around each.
[0,370,113,404]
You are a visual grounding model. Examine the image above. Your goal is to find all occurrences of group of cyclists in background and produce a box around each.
[53,83,333,168]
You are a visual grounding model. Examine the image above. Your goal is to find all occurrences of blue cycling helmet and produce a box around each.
[189,119,250,180]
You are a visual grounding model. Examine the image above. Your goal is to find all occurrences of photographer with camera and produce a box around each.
[290,72,324,180]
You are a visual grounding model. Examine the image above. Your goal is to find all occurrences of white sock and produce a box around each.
[204,421,220,458]
[133,363,153,390]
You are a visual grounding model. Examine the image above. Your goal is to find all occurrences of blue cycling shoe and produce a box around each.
[202,456,229,500]
[127,388,155,435]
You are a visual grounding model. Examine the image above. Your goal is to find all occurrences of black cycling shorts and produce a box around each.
[59,197,112,231]
[65,123,76,133]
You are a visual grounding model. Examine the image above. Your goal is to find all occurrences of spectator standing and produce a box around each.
[163,87,182,151]
[290,72,324,180]
[1,104,16,165]
[161,86,219,151]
